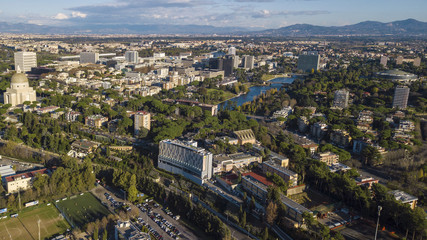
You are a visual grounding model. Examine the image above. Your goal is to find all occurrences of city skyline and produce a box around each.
[1,0,426,29]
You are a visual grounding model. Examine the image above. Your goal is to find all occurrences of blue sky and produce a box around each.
[1,0,426,28]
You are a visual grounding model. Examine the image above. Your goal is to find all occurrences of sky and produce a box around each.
[0,0,426,29]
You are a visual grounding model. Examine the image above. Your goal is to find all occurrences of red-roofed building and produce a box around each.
[241,172,272,201]
[4,168,49,193]
[216,173,240,191]
[355,177,379,189]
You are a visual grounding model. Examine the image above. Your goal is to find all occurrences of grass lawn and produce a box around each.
[56,193,111,229]
[0,204,70,240]
[290,189,336,212]
[261,74,289,81]
[206,89,236,104]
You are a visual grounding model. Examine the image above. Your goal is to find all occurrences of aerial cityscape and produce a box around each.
[0,1,426,240]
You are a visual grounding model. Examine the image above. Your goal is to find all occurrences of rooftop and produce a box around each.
[389,190,418,203]
[263,160,297,176]
[243,172,273,187]
[0,165,16,177]
[4,168,48,183]
[234,129,256,141]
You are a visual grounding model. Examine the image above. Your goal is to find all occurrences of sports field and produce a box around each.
[0,204,70,240]
[56,193,111,228]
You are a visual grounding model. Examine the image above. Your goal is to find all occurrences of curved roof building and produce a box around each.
[3,72,37,106]
[375,69,418,83]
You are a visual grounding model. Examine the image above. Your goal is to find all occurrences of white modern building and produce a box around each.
[3,73,37,106]
[14,52,37,72]
[158,139,213,185]
[80,52,99,64]
[125,51,139,63]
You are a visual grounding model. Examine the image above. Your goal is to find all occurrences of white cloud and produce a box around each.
[71,11,87,18]
[53,13,69,20]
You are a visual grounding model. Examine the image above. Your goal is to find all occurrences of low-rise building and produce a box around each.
[313,152,339,166]
[36,106,60,115]
[69,139,100,158]
[233,129,256,145]
[0,165,16,178]
[65,111,81,122]
[355,177,379,189]
[85,115,108,128]
[389,190,418,209]
[261,160,298,187]
[241,172,272,201]
[213,152,262,173]
[115,220,151,240]
[4,168,49,193]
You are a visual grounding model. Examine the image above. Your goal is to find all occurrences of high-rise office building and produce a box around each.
[134,111,151,135]
[333,89,350,108]
[158,139,213,185]
[14,52,37,72]
[125,51,139,63]
[297,51,320,72]
[223,55,235,77]
[80,52,99,64]
[242,55,254,70]
[392,86,410,109]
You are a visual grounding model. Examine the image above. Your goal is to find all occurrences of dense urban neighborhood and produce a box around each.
[0,34,426,240]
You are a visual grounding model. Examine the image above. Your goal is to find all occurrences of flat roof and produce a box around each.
[389,190,418,203]
[280,195,312,214]
[243,172,272,186]
[263,160,297,177]
[4,168,48,183]
[0,165,16,177]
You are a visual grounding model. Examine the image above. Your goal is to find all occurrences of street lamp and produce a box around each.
[374,205,382,240]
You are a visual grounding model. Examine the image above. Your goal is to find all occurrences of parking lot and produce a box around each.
[91,185,197,240]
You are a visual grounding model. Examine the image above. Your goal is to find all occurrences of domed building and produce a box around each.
[375,69,418,83]
[3,72,36,106]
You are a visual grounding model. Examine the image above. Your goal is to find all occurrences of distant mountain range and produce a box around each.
[254,19,427,37]
[0,19,426,36]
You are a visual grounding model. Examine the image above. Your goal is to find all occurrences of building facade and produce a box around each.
[261,160,298,187]
[158,139,213,185]
[134,111,151,135]
[4,168,48,193]
[80,52,99,64]
[14,52,37,72]
[125,51,139,63]
[297,51,320,72]
[333,89,349,108]
[392,86,410,109]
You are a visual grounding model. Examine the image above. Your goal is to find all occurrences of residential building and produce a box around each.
[3,72,37,106]
[297,116,309,133]
[65,112,81,122]
[14,51,37,72]
[297,51,320,72]
[80,52,99,64]
[392,86,410,109]
[333,89,350,108]
[261,160,298,186]
[310,122,328,140]
[4,168,49,193]
[389,190,418,209]
[85,115,108,128]
[158,139,213,185]
[233,129,256,145]
[228,47,236,56]
[134,111,151,135]
[125,51,139,63]
[397,120,415,132]
[272,106,293,119]
[313,152,339,166]
[330,129,352,147]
